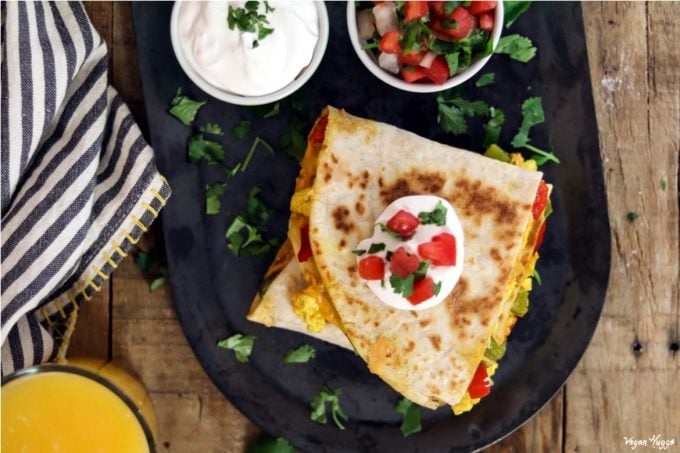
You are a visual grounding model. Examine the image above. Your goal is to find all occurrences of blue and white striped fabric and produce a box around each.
[1,2,171,375]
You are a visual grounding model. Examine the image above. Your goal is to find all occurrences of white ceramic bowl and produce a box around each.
[347,1,504,93]
[170,1,329,106]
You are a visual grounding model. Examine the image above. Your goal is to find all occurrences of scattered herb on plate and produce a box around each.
[436,91,490,135]
[200,123,224,136]
[284,344,316,364]
[169,88,206,126]
[512,97,560,165]
[205,182,226,215]
[225,187,279,257]
[396,398,422,437]
[532,268,542,285]
[475,72,495,87]
[232,120,253,140]
[217,333,256,363]
[310,386,348,430]
[134,250,169,292]
[503,1,532,28]
[187,134,225,165]
[495,34,536,62]
[246,435,294,453]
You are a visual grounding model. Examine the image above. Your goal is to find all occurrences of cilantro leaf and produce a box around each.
[246,436,294,453]
[437,103,467,135]
[390,273,415,298]
[217,333,255,363]
[201,123,224,135]
[626,212,639,223]
[445,52,459,76]
[232,120,253,140]
[444,1,462,15]
[484,337,506,361]
[205,183,226,215]
[483,107,506,149]
[475,72,495,87]
[511,97,545,148]
[169,88,206,126]
[400,21,431,54]
[310,387,348,430]
[495,34,536,62]
[225,187,279,257]
[187,134,225,165]
[525,144,560,165]
[396,398,422,437]
[452,98,490,116]
[352,249,366,256]
[433,281,442,295]
[242,137,275,173]
[531,268,542,285]
[227,2,276,49]
[504,1,532,28]
[418,201,447,225]
[368,243,386,254]
[379,223,404,240]
[284,344,316,364]
[414,261,430,280]
[661,179,667,191]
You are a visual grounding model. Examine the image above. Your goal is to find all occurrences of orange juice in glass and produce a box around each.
[2,360,156,453]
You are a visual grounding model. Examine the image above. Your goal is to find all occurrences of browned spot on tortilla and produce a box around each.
[380,178,412,204]
[312,240,320,250]
[480,314,492,327]
[419,319,432,328]
[332,205,354,233]
[415,173,446,193]
[451,177,521,227]
[458,316,472,327]
[429,386,442,396]
[331,153,339,164]
[355,201,365,215]
[379,171,448,205]
[409,311,418,318]
[490,248,502,263]
[339,239,346,248]
[348,181,354,189]
[428,335,442,351]
[378,177,385,188]
[312,226,319,233]
[405,341,415,353]
[374,321,380,327]
[347,264,357,274]
[324,172,332,182]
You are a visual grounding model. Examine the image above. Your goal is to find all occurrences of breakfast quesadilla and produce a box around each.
[248,107,551,412]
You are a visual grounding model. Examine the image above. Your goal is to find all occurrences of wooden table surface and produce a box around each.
[71,2,679,452]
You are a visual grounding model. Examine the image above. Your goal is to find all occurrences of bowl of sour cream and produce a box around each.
[171,1,328,106]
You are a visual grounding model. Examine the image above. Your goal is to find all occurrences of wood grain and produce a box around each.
[72,2,680,452]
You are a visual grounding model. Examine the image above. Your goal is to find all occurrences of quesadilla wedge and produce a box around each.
[248,107,551,412]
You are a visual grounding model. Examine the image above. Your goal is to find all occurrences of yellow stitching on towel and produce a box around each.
[132,215,148,232]
[55,308,79,364]
[122,229,139,245]
[144,202,159,217]
[88,278,101,292]
[103,252,118,269]
[54,300,67,319]
[159,174,170,188]
[94,265,108,280]
[150,188,167,206]
[112,241,127,257]
[67,291,77,306]
[78,282,92,301]
[41,308,55,326]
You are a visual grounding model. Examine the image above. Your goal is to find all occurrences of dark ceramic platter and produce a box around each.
[132,2,609,451]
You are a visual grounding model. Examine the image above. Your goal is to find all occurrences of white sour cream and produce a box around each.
[178,1,319,96]
[355,195,465,311]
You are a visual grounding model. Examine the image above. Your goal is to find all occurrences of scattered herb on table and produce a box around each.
[310,387,348,430]
[532,268,542,285]
[396,398,422,437]
[661,179,667,191]
[482,107,506,149]
[503,1,532,28]
[232,120,253,140]
[205,182,227,215]
[225,187,279,257]
[200,123,224,136]
[169,88,206,126]
[242,137,275,173]
[187,134,225,165]
[475,72,496,87]
[436,91,490,135]
[217,333,256,363]
[626,212,639,223]
[227,1,276,49]
[284,344,316,364]
[495,34,536,62]
[512,97,560,165]
[134,250,169,292]
[246,435,294,453]
[250,101,281,119]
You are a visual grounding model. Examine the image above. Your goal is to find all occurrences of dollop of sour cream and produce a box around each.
[355,195,465,311]
[178,1,319,96]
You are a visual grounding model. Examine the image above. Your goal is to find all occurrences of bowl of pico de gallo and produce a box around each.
[347,1,503,93]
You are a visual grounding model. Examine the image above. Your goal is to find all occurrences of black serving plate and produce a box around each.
[132,2,609,452]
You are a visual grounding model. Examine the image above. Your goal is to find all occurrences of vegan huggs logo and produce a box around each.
[624,435,676,450]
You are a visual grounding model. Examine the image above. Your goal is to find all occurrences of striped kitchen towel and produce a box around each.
[1,2,171,375]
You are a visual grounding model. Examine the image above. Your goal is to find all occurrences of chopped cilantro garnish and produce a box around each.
[437,103,467,135]
[484,337,506,361]
[452,98,490,116]
[368,243,386,254]
[441,19,459,30]
[225,187,279,257]
[169,88,206,126]
[475,72,496,87]
[217,333,255,363]
[400,21,431,54]
[379,223,404,240]
[241,137,275,173]
[626,212,639,223]
[511,97,559,165]
[352,249,366,256]
[444,1,461,15]
[436,93,490,135]
[310,387,348,430]
[531,268,542,285]
[504,1,532,28]
[135,251,153,273]
[483,107,506,149]
[433,281,442,295]
[246,435,294,453]
[661,179,667,191]
[205,182,226,215]
[201,123,224,135]
[418,201,447,225]
[225,162,242,177]
[227,1,276,49]
[187,134,225,165]
[414,261,430,280]
[390,273,415,298]
[385,250,394,261]
[396,398,422,437]
[232,120,253,140]
[495,34,536,62]
[149,276,168,291]
[284,344,316,364]
[445,52,459,76]
[134,250,169,291]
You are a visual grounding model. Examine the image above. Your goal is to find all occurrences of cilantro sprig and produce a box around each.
[310,387,348,430]
[495,34,536,62]
[205,182,226,215]
[284,344,316,364]
[169,89,206,126]
[227,1,276,48]
[512,97,560,164]
[225,187,279,257]
[418,201,448,225]
[396,398,422,437]
[217,333,256,363]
